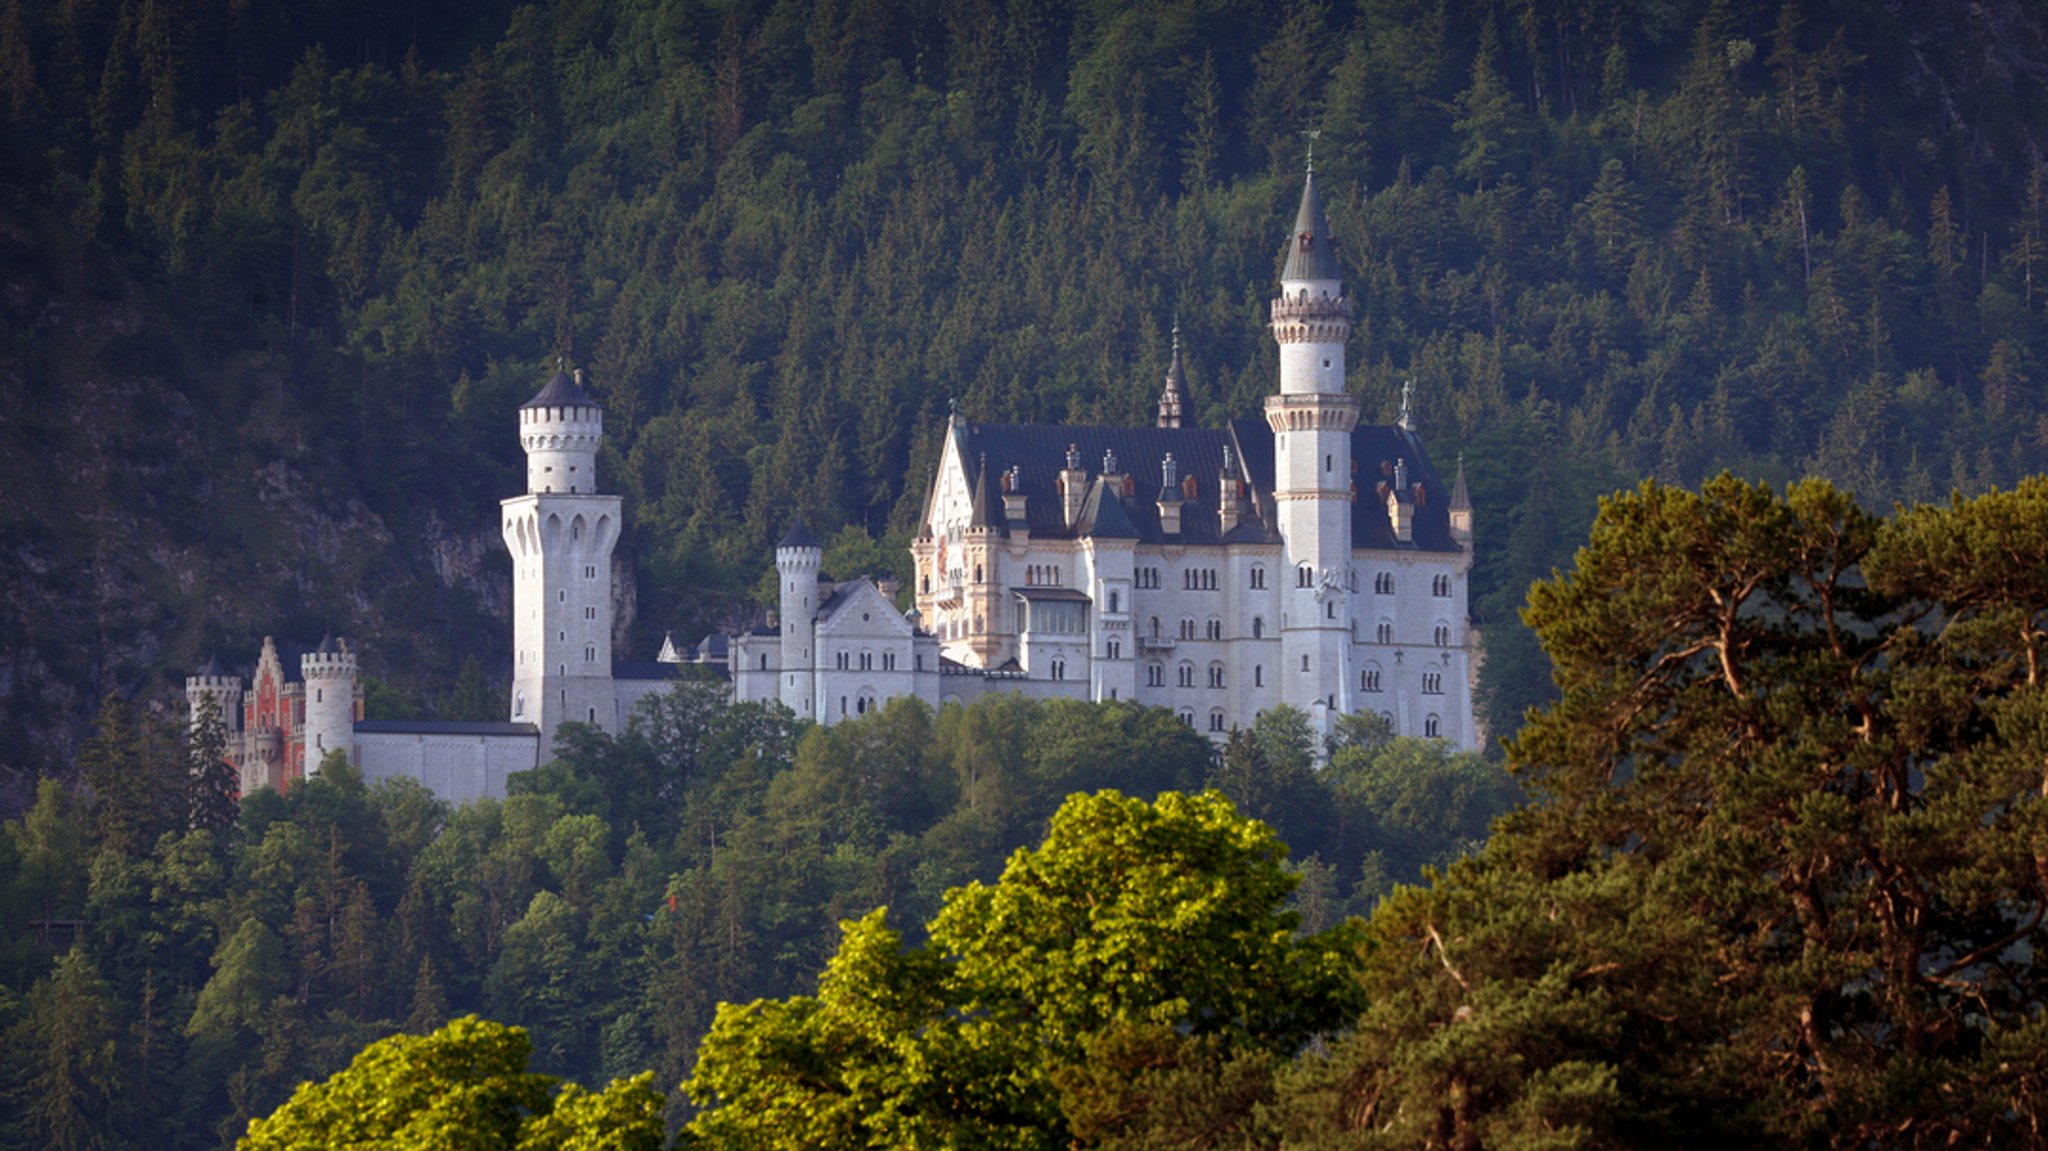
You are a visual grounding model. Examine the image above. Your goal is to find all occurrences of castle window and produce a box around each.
[1434,623,1450,646]
[1208,664,1225,688]
[1375,571,1394,594]
[1178,663,1195,688]
[1106,639,1121,660]
[1179,708,1195,727]
[860,651,873,670]
[975,564,983,582]
[585,645,596,662]
[1298,565,1314,588]
[1209,710,1226,732]
[1325,602,1335,620]
[585,606,596,620]
[315,689,322,704]
[1051,658,1066,681]
[1433,574,1452,596]
[1206,618,1222,640]
[1150,616,1161,638]
[1301,655,1310,672]
[841,696,848,716]
[559,591,567,603]
[1252,616,1265,638]
[1254,665,1263,687]
[1179,618,1196,640]
[1423,669,1443,694]
[1147,663,1164,687]
[1363,667,1382,692]
[1425,714,1442,738]
[1377,621,1393,644]
[1326,453,1332,473]
[836,652,850,670]
[884,652,896,671]
[1109,589,1120,612]
[760,654,768,670]
[1250,566,1266,589]
[584,565,596,578]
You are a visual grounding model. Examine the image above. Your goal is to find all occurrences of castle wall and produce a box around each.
[355,729,540,805]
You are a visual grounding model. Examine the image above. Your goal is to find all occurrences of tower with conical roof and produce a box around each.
[1266,164,1359,732]
[1156,321,1189,428]
[502,366,623,749]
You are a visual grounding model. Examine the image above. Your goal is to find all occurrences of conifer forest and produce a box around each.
[5,0,2048,1146]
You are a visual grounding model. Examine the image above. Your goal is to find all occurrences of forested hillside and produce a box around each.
[3,0,2045,796]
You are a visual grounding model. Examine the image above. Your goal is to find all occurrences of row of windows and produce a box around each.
[1183,568,1218,590]
[833,651,901,671]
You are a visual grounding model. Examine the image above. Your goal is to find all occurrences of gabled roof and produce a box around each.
[522,369,600,410]
[1279,172,1343,283]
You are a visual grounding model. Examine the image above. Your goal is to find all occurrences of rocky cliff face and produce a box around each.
[0,210,515,813]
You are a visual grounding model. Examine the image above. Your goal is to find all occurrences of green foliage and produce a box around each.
[239,1015,664,1151]
[686,789,1358,1149]
[1279,475,2048,1147]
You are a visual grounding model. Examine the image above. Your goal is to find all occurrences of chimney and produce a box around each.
[1060,443,1088,527]
[1156,452,1183,538]
[1001,464,1029,533]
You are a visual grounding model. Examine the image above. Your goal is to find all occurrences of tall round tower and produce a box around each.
[503,366,623,751]
[299,635,358,774]
[1266,167,1360,733]
[775,518,822,719]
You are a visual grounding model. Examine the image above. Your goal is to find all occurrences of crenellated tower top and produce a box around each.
[520,366,604,494]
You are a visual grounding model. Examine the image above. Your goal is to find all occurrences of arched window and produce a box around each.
[1425,713,1442,738]
[1206,618,1222,640]
[1376,621,1393,644]
[1051,658,1066,681]
[1180,618,1196,640]
[1422,669,1444,694]
[1208,709,1226,732]
[1179,708,1196,727]
[1109,589,1120,613]
[1374,571,1394,595]
[1147,662,1165,687]
[1434,622,1451,646]
[1208,663,1226,688]
[1362,666,1382,692]
[1298,565,1314,588]
[1252,616,1265,638]
[1178,662,1196,688]
[1250,565,1266,589]
[1107,638,1122,660]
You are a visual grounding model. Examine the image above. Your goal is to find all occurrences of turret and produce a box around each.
[776,517,822,717]
[185,655,243,731]
[520,367,603,494]
[1157,321,1190,428]
[298,634,358,773]
[1218,443,1249,535]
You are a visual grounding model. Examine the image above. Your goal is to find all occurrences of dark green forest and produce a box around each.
[0,685,1505,1147]
[3,0,2046,792]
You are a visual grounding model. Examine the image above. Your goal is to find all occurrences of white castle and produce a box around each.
[188,170,1477,806]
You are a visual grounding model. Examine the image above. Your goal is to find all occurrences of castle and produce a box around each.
[189,169,1477,806]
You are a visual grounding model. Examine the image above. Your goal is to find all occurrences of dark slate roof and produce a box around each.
[1014,586,1091,602]
[614,659,683,681]
[697,633,730,659]
[315,633,339,655]
[1450,457,1471,511]
[959,423,1284,546]
[1279,173,1343,282]
[956,419,1459,554]
[778,517,820,549]
[522,369,600,410]
[198,653,226,677]
[354,720,540,736]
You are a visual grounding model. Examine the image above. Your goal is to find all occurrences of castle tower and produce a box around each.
[298,635,358,773]
[776,518,822,718]
[184,655,243,733]
[1265,167,1359,732]
[502,367,623,751]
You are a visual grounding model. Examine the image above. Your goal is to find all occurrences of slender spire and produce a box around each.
[969,453,1002,533]
[1450,452,1471,511]
[1280,165,1342,283]
[1157,317,1189,428]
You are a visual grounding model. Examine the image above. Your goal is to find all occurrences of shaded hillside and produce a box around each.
[3,0,2047,796]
